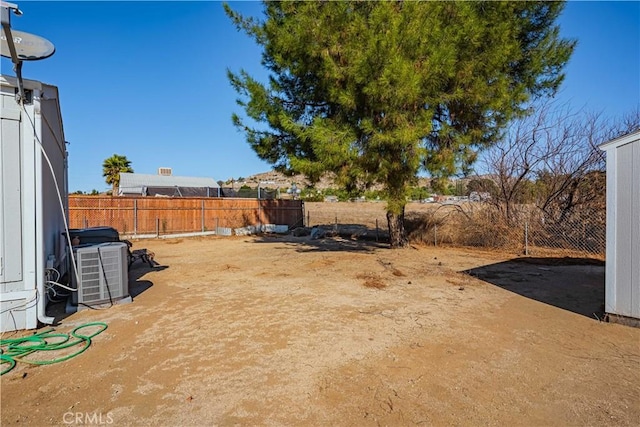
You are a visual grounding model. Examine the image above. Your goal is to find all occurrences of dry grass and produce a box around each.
[356,272,387,289]
[405,204,522,250]
[305,201,604,258]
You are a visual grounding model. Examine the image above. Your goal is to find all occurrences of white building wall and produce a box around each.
[602,131,640,320]
[0,76,67,332]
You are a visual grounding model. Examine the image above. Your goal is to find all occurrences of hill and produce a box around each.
[225,171,338,190]
[235,171,466,190]
[228,170,480,193]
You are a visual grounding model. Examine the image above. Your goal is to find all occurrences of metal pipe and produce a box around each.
[1,6,27,104]
[32,97,54,325]
[525,220,529,256]
[133,199,137,235]
[434,224,438,246]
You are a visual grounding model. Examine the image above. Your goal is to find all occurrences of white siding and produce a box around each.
[603,131,640,320]
[0,106,23,287]
[631,140,640,318]
[0,76,67,331]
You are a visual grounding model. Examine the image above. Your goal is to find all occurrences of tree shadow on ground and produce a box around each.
[252,224,390,253]
[463,257,605,320]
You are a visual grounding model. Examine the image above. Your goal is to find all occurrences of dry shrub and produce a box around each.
[451,208,520,249]
[405,211,443,245]
[406,204,523,250]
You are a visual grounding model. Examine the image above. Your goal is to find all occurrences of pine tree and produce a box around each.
[226,1,575,247]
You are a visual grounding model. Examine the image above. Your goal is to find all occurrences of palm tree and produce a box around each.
[102,154,133,196]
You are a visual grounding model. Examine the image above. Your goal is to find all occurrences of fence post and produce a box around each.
[156,217,160,237]
[525,219,529,256]
[134,199,137,236]
[202,199,205,232]
[376,218,379,242]
[307,211,310,227]
[434,224,438,247]
[216,217,219,234]
[84,217,88,229]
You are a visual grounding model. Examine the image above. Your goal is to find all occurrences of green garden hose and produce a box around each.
[0,322,108,375]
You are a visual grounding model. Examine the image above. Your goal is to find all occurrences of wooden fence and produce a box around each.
[68,196,304,236]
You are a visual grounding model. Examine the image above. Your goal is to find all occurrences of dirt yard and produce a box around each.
[1,235,638,426]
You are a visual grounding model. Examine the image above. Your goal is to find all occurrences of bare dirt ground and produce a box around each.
[2,235,638,426]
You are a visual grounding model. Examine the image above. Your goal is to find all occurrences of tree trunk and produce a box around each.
[387,207,409,248]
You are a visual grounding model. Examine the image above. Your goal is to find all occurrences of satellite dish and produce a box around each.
[1,28,55,60]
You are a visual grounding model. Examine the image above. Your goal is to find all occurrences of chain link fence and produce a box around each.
[304,201,605,258]
[70,197,604,257]
[408,203,604,257]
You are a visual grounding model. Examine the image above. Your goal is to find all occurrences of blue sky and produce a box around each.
[2,1,639,193]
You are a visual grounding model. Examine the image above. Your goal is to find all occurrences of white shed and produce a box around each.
[1,75,68,332]
[600,130,640,326]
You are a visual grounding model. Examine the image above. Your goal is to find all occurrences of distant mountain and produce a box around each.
[225,171,336,190]
[229,170,486,192]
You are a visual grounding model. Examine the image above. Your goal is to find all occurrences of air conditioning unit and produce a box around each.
[71,242,129,306]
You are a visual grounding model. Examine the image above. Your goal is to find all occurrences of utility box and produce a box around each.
[0,75,68,332]
[71,242,129,307]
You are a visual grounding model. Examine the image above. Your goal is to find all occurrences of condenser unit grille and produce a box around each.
[73,243,128,305]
